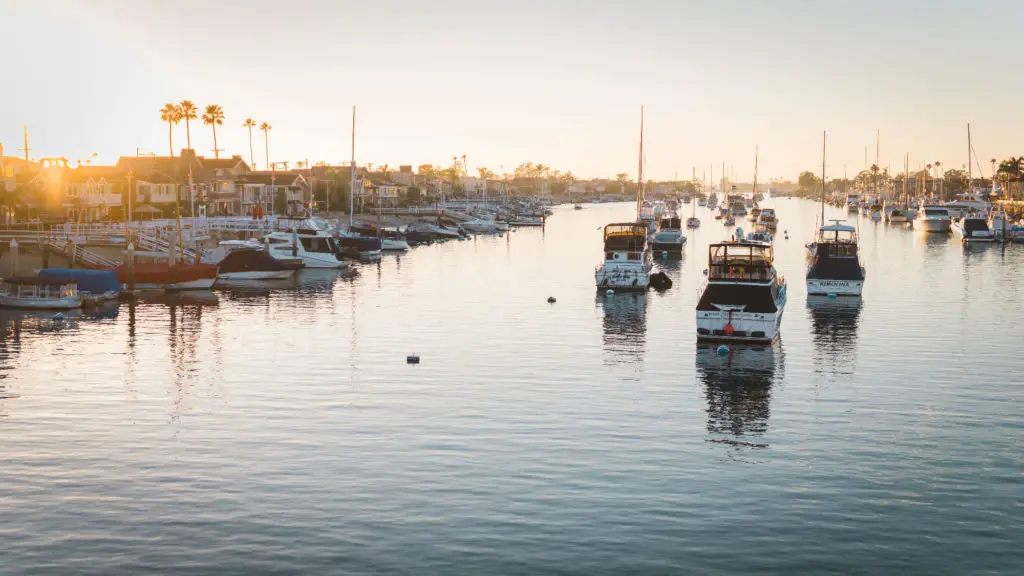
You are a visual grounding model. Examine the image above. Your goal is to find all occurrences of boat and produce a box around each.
[334,233,381,261]
[805,132,866,297]
[697,198,707,207]
[728,201,747,217]
[887,206,910,223]
[708,193,719,208]
[595,223,653,291]
[952,211,997,243]
[265,219,350,268]
[510,216,545,226]
[918,204,952,233]
[806,220,866,296]
[350,221,410,251]
[216,247,300,280]
[37,269,120,302]
[869,200,883,220]
[650,213,686,255]
[687,217,701,229]
[846,194,860,213]
[695,239,786,343]
[574,204,583,210]
[461,215,501,234]
[757,208,778,231]
[116,262,218,290]
[0,276,83,309]
[945,192,989,220]
[748,206,762,222]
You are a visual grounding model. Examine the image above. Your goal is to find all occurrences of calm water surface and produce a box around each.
[1,200,1021,575]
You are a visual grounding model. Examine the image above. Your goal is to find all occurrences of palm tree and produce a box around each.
[259,122,272,170]
[159,103,182,157]
[243,118,256,168]
[295,160,306,170]
[202,104,225,159]
[179,100,198,150]
[934,161,942,199]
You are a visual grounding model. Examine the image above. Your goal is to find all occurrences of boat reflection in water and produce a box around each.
[807,296,862,373]
[596,292,647,366]
[695,341,785,448]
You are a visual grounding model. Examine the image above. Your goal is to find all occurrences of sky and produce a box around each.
[1,0,1022,182]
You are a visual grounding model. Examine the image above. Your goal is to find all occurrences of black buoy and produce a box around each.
[407,354,420,364]
[547,296,556,303]
[649,272,673,291]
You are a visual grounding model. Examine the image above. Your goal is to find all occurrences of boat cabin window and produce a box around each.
[627,252,640,261]
[300,237,334,253]
[603,224,648,251]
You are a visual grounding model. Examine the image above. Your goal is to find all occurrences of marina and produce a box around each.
[1,199,1021,573]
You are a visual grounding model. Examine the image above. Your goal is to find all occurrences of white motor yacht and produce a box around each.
[650,214,686,255]
[696,240,786,343]
[263,219,349,269]
[918,204,952,233]
[945,192,989,220]
[595,223,653,291]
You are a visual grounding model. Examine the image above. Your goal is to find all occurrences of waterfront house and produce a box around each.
[236,172,310,216]
[64,166,127,221]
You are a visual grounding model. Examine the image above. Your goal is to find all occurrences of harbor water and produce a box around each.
[1,200,1021,574]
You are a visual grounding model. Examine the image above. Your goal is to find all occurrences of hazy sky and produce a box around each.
[2,0,1021,181]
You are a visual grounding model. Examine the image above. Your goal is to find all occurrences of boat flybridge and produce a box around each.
[651,213,686,255]
[846,194,860,213]
[696,240,786,343]
[805,220,866,296]
[595,223,653,291]
[945,192,989,220]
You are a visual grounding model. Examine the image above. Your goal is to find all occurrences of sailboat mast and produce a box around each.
[635,105,644,221]
[349,105,356,228]
[820,130,826,226]
[753,145,759,204]
[967,122,972,190]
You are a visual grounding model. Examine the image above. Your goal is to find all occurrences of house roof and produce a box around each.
[239,172,305,186]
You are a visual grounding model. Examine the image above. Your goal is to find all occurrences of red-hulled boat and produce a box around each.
[116,262,217,290]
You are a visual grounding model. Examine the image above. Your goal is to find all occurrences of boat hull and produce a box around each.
[919,218,951,233]
[135,278,217,291]
[595,266,650,291]
[696,308,785,343]
[806,279,864,296]
[217,270,296,280]
[0,295,83,310]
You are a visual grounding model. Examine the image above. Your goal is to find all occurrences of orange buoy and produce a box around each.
[724,323,735,336]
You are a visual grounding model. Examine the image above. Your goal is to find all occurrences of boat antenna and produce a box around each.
[635,105,644,222]
[820,130,826,229]
[967,122,971,191]
[753,145,759,206]
[349,105,356,229]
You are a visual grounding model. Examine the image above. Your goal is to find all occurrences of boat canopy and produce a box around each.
[38,269,119,295]
[818,223,857,244]
[603,223,648,246]
[708,242,774,282]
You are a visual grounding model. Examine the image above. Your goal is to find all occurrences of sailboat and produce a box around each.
[687,167,701,229]
[805,131,866,297]
[595,107,653,290]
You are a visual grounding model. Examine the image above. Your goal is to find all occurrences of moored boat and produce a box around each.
[952,212,997,243]
[116,262,218,290]
[595,223,653,291]
[0,276,83,309]
[918,204,952,233]
[805,221,866,296]
[216,247,300,280]
[650,213,686,255]
[696,240,786,343]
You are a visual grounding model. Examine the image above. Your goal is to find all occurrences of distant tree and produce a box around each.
[202,104,225,159]
[260,122,272,170]
[477,167,496,180]
[295,160,306,170]
[179,100,198,150]
[160,103,182,157]
[417,164,438,180]
[943,168,969,198]
[798,171,822,195]
[243,118,257,168]
[406,186,422,204]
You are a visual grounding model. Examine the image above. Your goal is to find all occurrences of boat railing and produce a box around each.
[708,263,773,282]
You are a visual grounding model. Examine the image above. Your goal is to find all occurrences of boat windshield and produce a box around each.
[603,223,648,251]
[817,226,857,244]
[708,243,774,281]
[659,217,681,229]
[924,207,949,216]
